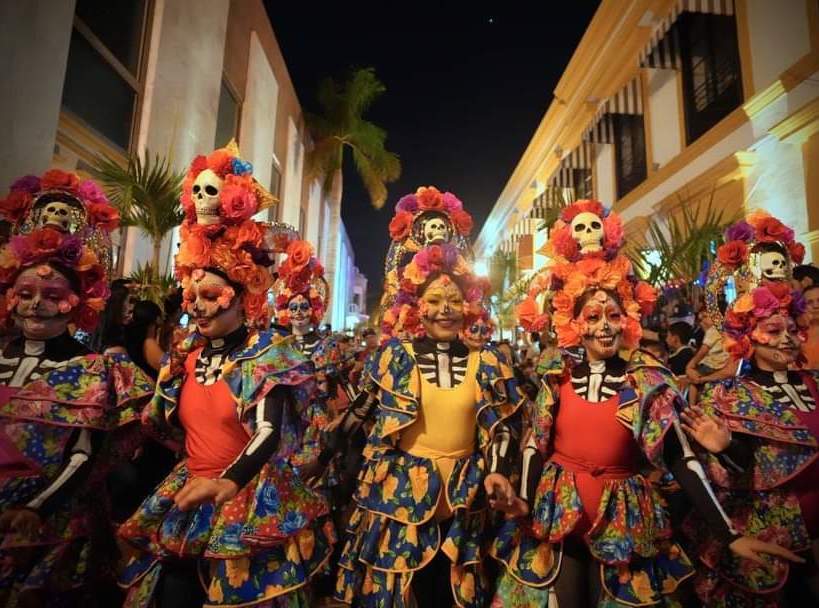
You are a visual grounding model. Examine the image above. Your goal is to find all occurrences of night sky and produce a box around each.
[265,2,601,311]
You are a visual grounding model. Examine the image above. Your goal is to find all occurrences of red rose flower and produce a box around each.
[788,241,805,265]
[74,305,100,331]
[451,210,473,236]
[415,186,444,210]
[756,217,794,243]
[189,155,208,177]
[0,191,33,223]
[427,245,444,267]
[389,211,414,241]
[87,202,120,231]
[550,225,579,260]
[29,228,62,256]
[40,169,80,192]
[207,149,233,176]
[220,184,258,222]
[717,241,749,267]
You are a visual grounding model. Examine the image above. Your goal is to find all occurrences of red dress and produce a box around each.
[790,373,819,537]
[550,380,641,536]
[177,349,250,478]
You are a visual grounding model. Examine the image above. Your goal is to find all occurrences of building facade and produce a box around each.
[475,0,819,273]
[0,0,365,321]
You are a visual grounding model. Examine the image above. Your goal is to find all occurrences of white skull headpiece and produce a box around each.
[570,211,604,254]
[758,249,788,281]
[33,194,85,234]
[192,169,223,225]
[420,214,452,246]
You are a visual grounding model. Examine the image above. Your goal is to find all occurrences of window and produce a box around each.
[572,168,593,200]
[214,80,240,148]
[678,12,743,144]
[613,114,647,199]
[61,0,148,150]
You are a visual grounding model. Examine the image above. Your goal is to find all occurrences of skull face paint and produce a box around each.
[288,294,313,334]
[11,265,77,340]
[758,250,788,281]
[751,313,801,370]
[462,319,491,351]
[578,290,624,361]
[186,270,242,338]
[192,169,223,225]
[571,211,604,255]
[422,215,451,246]
[419,275,465,342]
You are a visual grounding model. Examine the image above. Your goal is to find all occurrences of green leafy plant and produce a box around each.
[305,67,401,293]
[91,150,185,278]
[127,262,177,306]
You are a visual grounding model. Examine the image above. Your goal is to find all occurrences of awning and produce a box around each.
[512,217,539,242]
[530,185,569,220]
[640,0,735,69]
[583,77,643,143]
[548,142,593,188]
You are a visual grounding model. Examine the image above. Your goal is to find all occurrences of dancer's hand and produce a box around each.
[728,536,805,565]
[174,477,238,511]
[680,405,731,453]
[686,368,703,384]
[0,508,41,539]
[299,458,326,485]
[485,473,524,514]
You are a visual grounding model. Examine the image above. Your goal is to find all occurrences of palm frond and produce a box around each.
[128,262,177,306]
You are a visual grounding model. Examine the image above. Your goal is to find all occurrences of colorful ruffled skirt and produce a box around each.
[119,459,335,607]
[491,461,694,607]
[334,448,491,608]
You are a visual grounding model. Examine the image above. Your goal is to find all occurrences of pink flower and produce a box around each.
[220,184,258,222]
[395,194,418,213]
[751,287,780,318]
[78,180,109,205]
[413,249,431,272]
[442,192,463,212]
[603,214,624,249]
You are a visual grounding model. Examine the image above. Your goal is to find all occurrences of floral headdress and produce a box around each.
[517,255,656,349]
[180,140,276,225]
[0,170,119,331]
[706,210,805,328]
[382,186,474,303]
[274,239,329,326]
[381,243,490,339]
[176,146,283,327]
[541,199,624,261]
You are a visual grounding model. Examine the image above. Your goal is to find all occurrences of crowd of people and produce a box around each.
[0,146,818,608]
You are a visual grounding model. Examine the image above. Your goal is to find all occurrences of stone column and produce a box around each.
[0,0,77,191]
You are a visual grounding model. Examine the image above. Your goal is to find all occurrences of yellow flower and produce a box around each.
[405,524,418,546]
[359,483,371,499]
[379,350,392,375]
[733,294,754,314]
[297,529,315,560]
[408,465,429,503]
[403,262,427,285]
[224,557,250,588]
[662,577,677,594]
[362,570,374,594]
[264,583,286,596]
[286,539,301,563]
[395,507,409,520]
[379,528,392,552]
[382,415,403,436]
[530,544,554,577]
[210,578,224,603]
[374,459,390,483]
[383,475,400,501]
[393,555,408,570]
[460,572,476,603]
[631,571,654,600]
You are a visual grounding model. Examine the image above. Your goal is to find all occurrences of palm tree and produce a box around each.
[305,67,401,306]
[91,151,185,279]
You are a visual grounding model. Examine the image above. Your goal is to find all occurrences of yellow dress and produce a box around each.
[399,345,480,520]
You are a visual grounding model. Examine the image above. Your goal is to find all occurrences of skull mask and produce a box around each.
[192,169,223,225]
[37,200,76,233]
[570,211,604,255]
[759,250,787,281]
[422,216,451,246]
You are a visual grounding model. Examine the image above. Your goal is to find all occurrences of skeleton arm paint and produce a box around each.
[221,385,288,488]
[318,390,378,467]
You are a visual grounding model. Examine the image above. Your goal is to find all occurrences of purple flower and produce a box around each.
[395,291,414,306]
[56,235,83,266]
[465,287,483,302]
[396,194,418,213]
[442,192,463,213]
[441,243,458,267]
[78,180,109,205]
[10,175,41,194]
[791,292,807,317]
[724,221,754,242]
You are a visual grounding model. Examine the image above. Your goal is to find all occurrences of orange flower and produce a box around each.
[177,231,210,268]
[788,241,805,264]
[40,169,80,191]
[576,257,605,277]
[517,297,540,328]
[634,281,657,314]
[556,321,581,347]
[87,202,119,231]
[230,219,264,248]
[451,210,473,236]
[207,149,232,175]
[552,291,573,313]
[403,262,427,285]
[622,316,642,349]
[243,292,266,323]
[389,211,414,240]
[732,294,754,314]
[563,273,588,299]
[286,240,313,271]
[242,266,272,294]
[415,186,444,210]
[745,210,770,230]
[755,216,793,243]
[717,241,749,267]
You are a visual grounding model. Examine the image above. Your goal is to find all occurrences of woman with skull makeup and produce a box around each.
[678,213,819,607]
[323,230,524,608]
[0,170,155,607]
[117,146,335,608]
[490,201,803,608]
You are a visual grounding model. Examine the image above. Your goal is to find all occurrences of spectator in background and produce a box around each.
[349,328,378,387]
[123,300,164,379]
[159,288,183,351]
[92,278,136,353]
[666,322,696,377]
[803,283,819,370]
[793,263,819,291]
[523,332,540,363]
[639,329,668,364]
[686,309,732,401]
